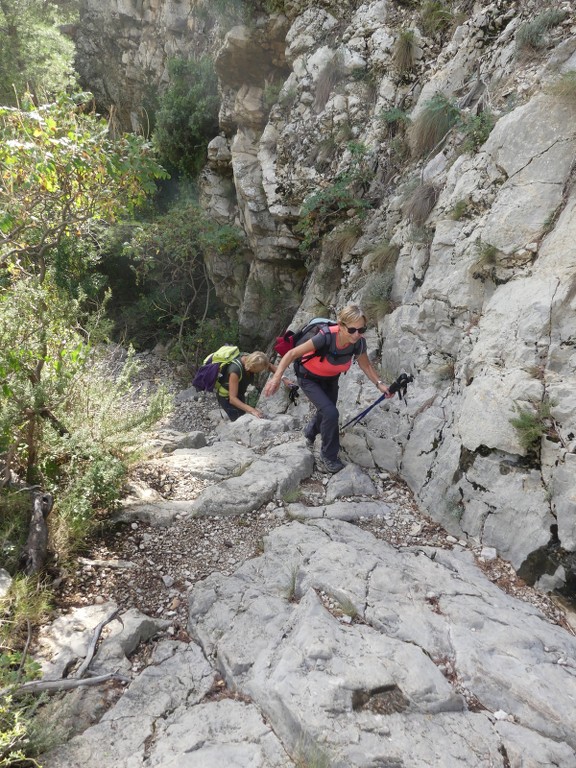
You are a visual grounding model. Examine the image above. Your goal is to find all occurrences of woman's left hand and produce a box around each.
[377,381,391,397]
[264,376,281,397]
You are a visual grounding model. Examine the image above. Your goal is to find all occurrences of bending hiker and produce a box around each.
[264,305,390,473]
[218,351,290,421]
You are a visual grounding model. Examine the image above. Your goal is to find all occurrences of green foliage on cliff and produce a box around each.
[295,142,373,254]
[510,399,556,455]
[0,0,78,105]
[516,9,568,53]
[153,57,220,177]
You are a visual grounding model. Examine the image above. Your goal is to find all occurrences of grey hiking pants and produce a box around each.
[298,374,340,461]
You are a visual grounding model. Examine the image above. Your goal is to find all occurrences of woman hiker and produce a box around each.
[218,351,292,422]
[263,304,390,473]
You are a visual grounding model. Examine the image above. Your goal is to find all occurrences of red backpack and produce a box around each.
[273,318,336,357]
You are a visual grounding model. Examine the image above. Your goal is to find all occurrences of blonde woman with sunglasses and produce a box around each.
[264,305,390,473]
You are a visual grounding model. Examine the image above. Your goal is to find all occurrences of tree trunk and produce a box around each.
[20,491,53,575]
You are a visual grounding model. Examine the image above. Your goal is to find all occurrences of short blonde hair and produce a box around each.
[244,351,270,373]
[338,304,367,328]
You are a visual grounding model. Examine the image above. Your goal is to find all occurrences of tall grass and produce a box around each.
[408,92,460,158]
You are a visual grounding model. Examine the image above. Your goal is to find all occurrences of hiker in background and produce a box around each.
[264,305,390,473]
[218,351,291,422]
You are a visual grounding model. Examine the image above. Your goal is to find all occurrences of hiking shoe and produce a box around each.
[304,430,315,450]
[319,454,345,474]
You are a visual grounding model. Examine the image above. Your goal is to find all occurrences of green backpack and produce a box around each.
[192,344,241,395]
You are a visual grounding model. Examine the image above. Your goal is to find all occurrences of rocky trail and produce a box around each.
[34,353,576,768]
[53,352,571,638]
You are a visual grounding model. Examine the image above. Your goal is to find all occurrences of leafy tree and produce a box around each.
[0,92,165,281]
[108,196,246,363]
[152,56,220,176]
[0,0,78,105]
[0,92,167,483]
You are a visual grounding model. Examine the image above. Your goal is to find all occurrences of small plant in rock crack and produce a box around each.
[446,498,464,521]
[336,595,358,620]
[510,398,557,453]
[323,223,362,262]
[546,71,576,107]
[282,488,303,504]
[404,182,440,227]
[379,106,411,137]
[294,740,331,768]
[475,238,499,266]
[449,198,471,220]
[365,240,401,273]
[435,359,456,382]
[314,53,345,113]
[419,1,455,39]
[408,92,460,158]
[361,272,395,320]
[393,28,417,76]
[284,563,300,602]
[458,109,496,153]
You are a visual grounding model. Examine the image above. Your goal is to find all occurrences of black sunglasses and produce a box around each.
[344,324,367,334]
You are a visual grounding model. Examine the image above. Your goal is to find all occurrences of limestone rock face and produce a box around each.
[75,0,576,578]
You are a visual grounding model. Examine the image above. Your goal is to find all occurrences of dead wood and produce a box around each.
[0,671,130,699]
[19,491,53,575]
[74,608,121,679]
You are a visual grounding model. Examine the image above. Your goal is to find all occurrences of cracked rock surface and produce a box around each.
[39,364,576,768]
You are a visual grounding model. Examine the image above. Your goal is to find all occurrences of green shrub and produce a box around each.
[295,144,373,253]
[264,0,288,12]
[263,81,283,112]
[420,1,454,38]
[449,198,471,220]
[153,56,220,176]
[105,197,245,358]
[194,0,249,27]
[177,317,240,372]
[379,107,411,137]
[475,239,499,265]
[408,92,460,158]
[40,348,171,559]
[0,577,53,647]
[510,399,555,453]
[393,29,417,75]
[516,9,568,53]
[0,495,30,574]
[458,110,496,152]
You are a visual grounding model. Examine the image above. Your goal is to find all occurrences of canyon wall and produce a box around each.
[75,0,576,589]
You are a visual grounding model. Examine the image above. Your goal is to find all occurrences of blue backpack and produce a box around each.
[192,345,241,393]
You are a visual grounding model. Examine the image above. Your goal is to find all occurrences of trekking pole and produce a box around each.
[340,373,414,431]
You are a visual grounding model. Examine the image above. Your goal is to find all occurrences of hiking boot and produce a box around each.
[319,454,344,474]
[304,430,315,450]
